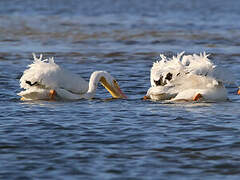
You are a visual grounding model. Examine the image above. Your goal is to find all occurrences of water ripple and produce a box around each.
[0,0,240,179]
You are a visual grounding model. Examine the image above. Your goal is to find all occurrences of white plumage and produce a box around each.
[18,54,126,101]
[146,52,236,102]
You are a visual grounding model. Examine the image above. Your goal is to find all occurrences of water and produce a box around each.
[0,0,240,179]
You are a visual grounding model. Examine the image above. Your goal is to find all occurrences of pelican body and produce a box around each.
[145,52,236,102]
[18,54,127,101]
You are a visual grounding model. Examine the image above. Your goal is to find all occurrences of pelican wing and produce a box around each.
[183,53,236,85]
[18,87,52,101]
[151,52,236,87]
[20,55,89,94]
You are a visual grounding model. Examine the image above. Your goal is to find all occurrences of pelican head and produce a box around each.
[89,71,127,99]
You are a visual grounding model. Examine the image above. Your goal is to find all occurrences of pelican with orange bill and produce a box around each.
[18,54,127,101]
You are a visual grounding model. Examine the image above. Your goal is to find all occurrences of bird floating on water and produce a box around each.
[18,54,127,101]
[144,52,238,102]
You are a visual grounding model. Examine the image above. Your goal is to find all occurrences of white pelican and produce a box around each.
[18,54,127,101]
[144,52,237,102]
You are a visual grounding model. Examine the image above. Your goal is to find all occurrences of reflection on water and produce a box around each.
[0,0,240,179]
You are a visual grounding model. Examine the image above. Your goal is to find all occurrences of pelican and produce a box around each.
[18,54,127,101]
[144,52,237,102]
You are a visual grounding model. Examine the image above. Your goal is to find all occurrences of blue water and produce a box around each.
[0,0,240,179]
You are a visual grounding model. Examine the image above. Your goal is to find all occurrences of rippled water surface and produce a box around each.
[1,0,240,179]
